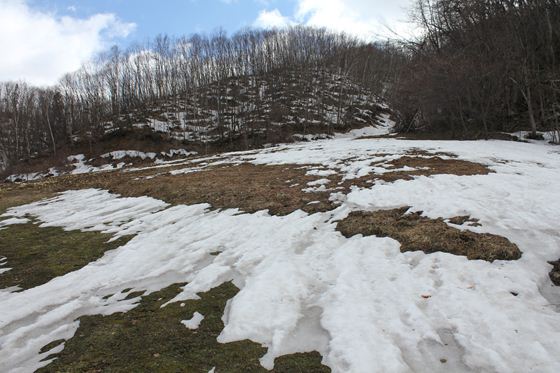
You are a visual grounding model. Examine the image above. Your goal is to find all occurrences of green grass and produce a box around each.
[39,282,330,373]
[1,190,329,372]
[0,223,131,290]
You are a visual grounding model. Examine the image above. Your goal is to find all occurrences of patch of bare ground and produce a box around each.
[336,208,521,262]
[384,155,490,178]
[344,155,492,187]
[0,151,493,217]
[448,216,482,227]
[1,163,338,216]
[106,164,338,215]
[0,186,55,215]
[548,260,560,285]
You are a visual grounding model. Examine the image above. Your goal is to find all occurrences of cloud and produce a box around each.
[253,9,294,29]
[253,0,419,41]
[0,0,136,86]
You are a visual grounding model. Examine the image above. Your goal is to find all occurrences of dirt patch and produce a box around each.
[448,216,482,227]
[0,223,131,290]
[0,186,54,216]
[548,260,560,286]
[2,163,337,216]
[337,208,521,262]
[97,164,336,215]
[39,282,330,372]
[403,149,458,158]
[341,156,492,187]
[383,156,490,178]
[1,151,494,217]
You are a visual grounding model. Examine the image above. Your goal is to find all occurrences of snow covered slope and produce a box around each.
[1,122,560,372]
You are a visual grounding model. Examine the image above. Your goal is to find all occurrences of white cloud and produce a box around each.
[254,0,419,41]
[0,0,136,86]
[253,9,294,29]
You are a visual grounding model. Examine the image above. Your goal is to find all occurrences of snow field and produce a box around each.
[1,127,560,372]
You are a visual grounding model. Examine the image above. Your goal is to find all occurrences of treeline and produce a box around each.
[392,0,560,140]
[3,1,558,172]
[0,27,400,172]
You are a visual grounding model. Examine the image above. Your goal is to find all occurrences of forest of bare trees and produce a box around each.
[0,27,400,172]
[392,0,560,140]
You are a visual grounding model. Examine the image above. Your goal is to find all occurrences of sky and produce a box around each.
[0,0,417,86]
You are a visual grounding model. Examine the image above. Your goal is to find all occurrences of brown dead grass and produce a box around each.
[448,216,482,227]
[103,163,336,215]
[337,207,521,262]
[0,186,55,215]
[380,156,490,181]
[1,163,336,216]
[1,151,493,217]
[342,155,492,187]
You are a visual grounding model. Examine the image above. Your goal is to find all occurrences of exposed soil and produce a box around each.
[337,208,521,262]
[1,149,495,219]
[105,164,338,216]
[340,155,492,188]
[381,156,491,180]
[38,282,330,373]
[548,260,560,286]
[0,186,54,215]
[448,216,482,227]
[1,162,340,216]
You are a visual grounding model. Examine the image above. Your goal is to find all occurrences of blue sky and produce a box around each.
[26,0,298,43]
[0,0,416,85]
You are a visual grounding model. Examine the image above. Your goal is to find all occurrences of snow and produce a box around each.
[306,169,337,177]
[0,256,10,275]
[102,150,158,160]
[511,130,559,144]
[68,154,125,175]
[336,113,394,138]
[181,312,204,330]
[4,168,59,183]
[307,178,331,186]
[162,149,198,158]
[5,149,196,183]
[0,217,29,230]
[1,132,560,372]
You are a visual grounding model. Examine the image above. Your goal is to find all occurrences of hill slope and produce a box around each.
[3,68,387,181]
[1,124,560,372]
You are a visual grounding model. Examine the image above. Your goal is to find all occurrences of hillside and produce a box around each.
[1,121,560,372]
[106,69,385,144]
[2,2,560,371]
[2,68,387,182]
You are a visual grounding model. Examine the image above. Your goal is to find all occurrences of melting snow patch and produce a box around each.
[307,178,331,186]
[102,150,158,160]
[181,312,205,330]
[0,256,10,274]
[1,136,560,373]
[306,169,337,177]
[0,217,29,229]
